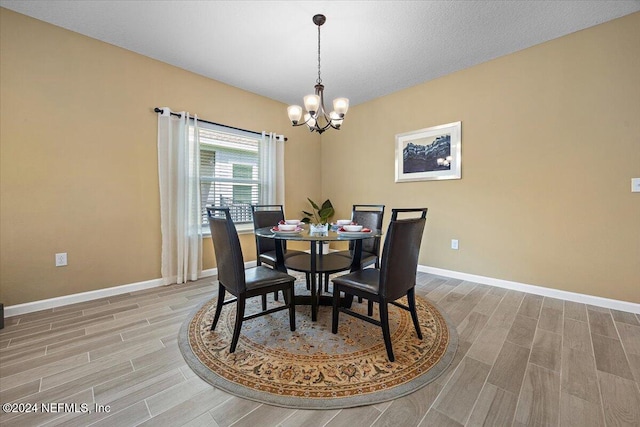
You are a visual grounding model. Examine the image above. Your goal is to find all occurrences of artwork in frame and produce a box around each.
[395,121,461,182]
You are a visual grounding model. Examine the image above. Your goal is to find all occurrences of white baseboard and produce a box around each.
[4,261,258,318]
[418,265,640,314]
[5,262,636,317]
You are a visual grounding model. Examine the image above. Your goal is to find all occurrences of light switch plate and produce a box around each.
[632,178,640,193]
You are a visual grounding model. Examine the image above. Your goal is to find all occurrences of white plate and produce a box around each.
[271,227,303,235]
[337,230,373,237]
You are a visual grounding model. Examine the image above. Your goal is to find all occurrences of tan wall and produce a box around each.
[2,8,638,307]
[0,8,321,306]
[321,12,640,303]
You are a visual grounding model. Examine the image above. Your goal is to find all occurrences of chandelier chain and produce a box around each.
[316,24,322,85]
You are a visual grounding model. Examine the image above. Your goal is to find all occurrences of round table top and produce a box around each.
[254,225,382,242]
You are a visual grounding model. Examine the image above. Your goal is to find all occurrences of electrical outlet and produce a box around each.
[451,239,459,250]
[55,252,67,267]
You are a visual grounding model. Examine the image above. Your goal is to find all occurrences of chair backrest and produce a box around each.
[251,205,285,256]
[350,204,385,254]
[379,208,428,300]
[207,207,246,294]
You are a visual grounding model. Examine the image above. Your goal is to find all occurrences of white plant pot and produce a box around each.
[309,223,329,234]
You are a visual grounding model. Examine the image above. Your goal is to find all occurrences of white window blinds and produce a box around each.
[194,122,261,225]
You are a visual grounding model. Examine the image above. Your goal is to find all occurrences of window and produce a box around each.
[194,121,261,228]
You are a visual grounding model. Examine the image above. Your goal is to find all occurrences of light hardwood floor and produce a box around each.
[1,272,639,426]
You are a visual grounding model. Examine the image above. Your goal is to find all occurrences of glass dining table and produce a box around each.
[254,225,383,321]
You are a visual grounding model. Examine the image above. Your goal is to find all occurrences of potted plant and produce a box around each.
[301,198,334,233]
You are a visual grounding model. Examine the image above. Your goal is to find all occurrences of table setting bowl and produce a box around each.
[276,224,298,231]
[342,224,363,232]
[284,219,301,225]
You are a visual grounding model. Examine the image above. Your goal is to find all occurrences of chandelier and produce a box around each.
[287,14,349,134]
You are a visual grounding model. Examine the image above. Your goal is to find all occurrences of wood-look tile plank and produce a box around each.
[0,345,47,365]
[471,292,503,316]
[88,400,151,427]
[529,329,562,372]
[611,309,640,326]
[486,341,530,395]
[627,352,640,383]
[280,409,341,427]
[513,363,560,427]
[466,291,524,365]
[616,322,640,354]
[538,306,563,334]
[0,378,41,404]
[418,409,463,427]
[598,371,640,427]
[0,352,90,392]
[433,356,491,424]
[324,406,384,427]
[0,328,85,356]
[563,317,591,352]
[87,331,161,361]
[224,404,297,427]
[444,285,491,326]
[506,314,537,348]
[145,375,212,416]
[587,308,618,338]
[130,340,184,370]
[456,311,489,345]
[559,392,605,427]
[137,387,230,426]
[209,396,263,427]
[95,361,186,403]
[591,333,634,380]
[372,381,442,427]
[183,412,219,427]
[435,340,472,387]
[561,347,601,404]
[517,294,543,319]
[466,383,517,427]
[564,301,587,322]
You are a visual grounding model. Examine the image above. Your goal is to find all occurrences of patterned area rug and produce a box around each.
[178,281,457,409]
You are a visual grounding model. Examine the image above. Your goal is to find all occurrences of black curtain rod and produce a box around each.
[153,108,287,141]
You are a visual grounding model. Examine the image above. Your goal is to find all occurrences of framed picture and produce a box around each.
[395,121,461,182]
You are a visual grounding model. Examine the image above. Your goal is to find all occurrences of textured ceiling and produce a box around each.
[2,1,639,107]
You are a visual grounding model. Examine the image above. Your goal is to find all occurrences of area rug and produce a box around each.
[178,281,457,409]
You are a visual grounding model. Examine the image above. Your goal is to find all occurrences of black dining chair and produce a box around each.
[251,204,307,269]
[251,204,308,309]
[327,204,385,297]
[331,208,428,362]
[333,204,385,269]
[208,207,296,353]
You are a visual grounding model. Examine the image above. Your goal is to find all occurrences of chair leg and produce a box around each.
[287,286,296,331]
[211,283,226,331]
[306,273,311,290]
[367,300,374,316]
[261,294,267,311]
[274,291,279,301]
[229,296,246,353]
[407,287,423,339]
[358,296,363,303]
[324,273,330,292]
[331,285,340,334]
[380,302,395,362]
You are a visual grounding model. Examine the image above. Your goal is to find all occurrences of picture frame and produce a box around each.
[395,121,461,182]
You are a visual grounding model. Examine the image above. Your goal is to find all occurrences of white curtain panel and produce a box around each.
[260,132,285,205]
[157,108,202,285]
